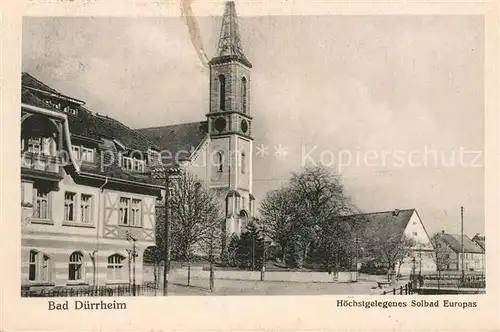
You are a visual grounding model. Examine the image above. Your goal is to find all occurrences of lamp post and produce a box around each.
[126,232,137,296]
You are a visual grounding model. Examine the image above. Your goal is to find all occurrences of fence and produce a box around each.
[381,282,414,295]
[419,274,485,289]
[21,282,160,297]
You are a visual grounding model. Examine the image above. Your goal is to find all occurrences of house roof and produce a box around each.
[439,233,484,253]
[22,72,60,94]
[136,122,208,163]
[341,208,416,238]
[22,73,156,151]
[21,73,160,189]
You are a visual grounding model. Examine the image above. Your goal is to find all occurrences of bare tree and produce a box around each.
[362,221,415,283]
[169,171,222,286]
[198,204,224,292]
[430,233,450,281]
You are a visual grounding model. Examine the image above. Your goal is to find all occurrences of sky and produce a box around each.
[22,12,485,237]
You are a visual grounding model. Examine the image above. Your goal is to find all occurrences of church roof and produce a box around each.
[208,1,252,68]
[136,122,208,163]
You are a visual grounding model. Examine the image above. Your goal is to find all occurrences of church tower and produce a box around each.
[207,1,254,235]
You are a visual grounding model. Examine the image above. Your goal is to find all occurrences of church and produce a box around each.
[137,1,255,235]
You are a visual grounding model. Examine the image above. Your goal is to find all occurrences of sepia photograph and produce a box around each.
[19,2,486,300]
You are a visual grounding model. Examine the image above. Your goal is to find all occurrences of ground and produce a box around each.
[151,271,410,296]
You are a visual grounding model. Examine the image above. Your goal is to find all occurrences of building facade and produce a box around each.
[346,208,437,275]
[21,74,163,289]
[434,232,485,273]
[137,1,255,236]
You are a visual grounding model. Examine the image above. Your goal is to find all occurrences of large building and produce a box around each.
[138,1,255,235]
[20,1,253,290]
[21,73,164,289]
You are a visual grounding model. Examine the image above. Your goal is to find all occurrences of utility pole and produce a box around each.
[355,236,359,271]
[163,172,171,296]
[461,206,465,283]
[157,166,181,296]
[419,244,422,277]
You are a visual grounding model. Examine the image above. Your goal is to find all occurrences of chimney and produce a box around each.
[393,209,400,216]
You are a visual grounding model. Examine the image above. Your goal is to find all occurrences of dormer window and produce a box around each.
[71,145,94,162]
[63,106,78,116]
[81,147,94,162]
[122,156,145,173]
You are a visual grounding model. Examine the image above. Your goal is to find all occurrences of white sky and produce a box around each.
[22,14,484,237]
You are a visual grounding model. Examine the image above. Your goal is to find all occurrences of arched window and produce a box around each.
[217,151,224,173]
[241,77,247,113]
[241,152,246,174]
[107,254,126,281]
[68,251,84,281]
[29,250,51,282]
[218,75,226,111]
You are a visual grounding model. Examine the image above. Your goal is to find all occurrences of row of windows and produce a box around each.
[29,250,128,283]
[217,75,248,113]
[461,253,482,259]
[215,151,246,174]
[44,100,78,115]
[24,140,146,172]
[32,189,142,227]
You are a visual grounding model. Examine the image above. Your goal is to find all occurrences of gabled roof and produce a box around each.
[342,208,416,238]
[136,122,208,163]
[438,233,484,253]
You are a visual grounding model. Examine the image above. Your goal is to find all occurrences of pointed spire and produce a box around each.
[209,1,252,68]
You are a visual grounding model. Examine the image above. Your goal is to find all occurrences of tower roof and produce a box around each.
[209,1,252,68]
